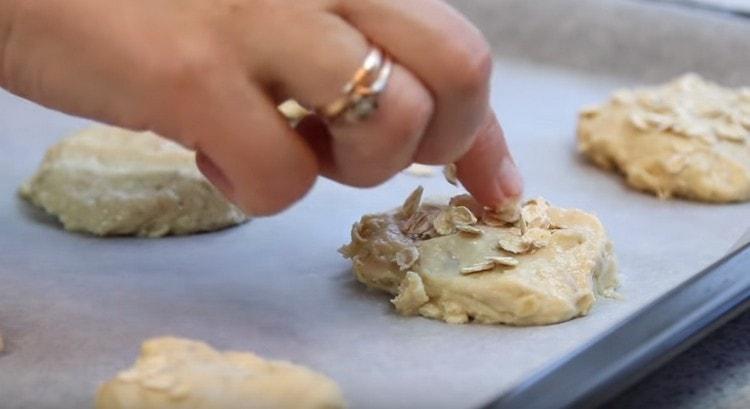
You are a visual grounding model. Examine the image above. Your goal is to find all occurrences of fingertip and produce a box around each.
[457,163,508,207]
[498,156,523,198]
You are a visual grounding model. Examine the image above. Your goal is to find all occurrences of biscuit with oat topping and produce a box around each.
[95,337,345,409]
[578,74,750,202]
[340,188,619,326]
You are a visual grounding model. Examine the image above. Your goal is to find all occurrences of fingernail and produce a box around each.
[497,157,523,198]
[196,150,234,200]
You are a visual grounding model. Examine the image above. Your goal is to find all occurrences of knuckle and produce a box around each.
[343,88,432,185]
[138,41,225,140]
[344,87,433,187]
[145,40,222,92]
[441,37,493,95]
[414,143,463,165]
[379,88,434,150]
[346,169,395,189]
[346,86,433,169]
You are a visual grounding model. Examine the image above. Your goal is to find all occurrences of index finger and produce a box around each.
[455,111,523,206]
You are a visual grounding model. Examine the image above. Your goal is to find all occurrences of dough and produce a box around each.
[340,188,618,326]
[20,126,247,237]
[95,337,346,409]
[577,73,750,202]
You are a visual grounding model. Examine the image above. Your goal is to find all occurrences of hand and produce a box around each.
[0,0,522,215]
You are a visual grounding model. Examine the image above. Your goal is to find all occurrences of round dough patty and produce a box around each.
[340,188,619,326]
[577,74,750,202]
[95,337,345,409]
[20,126,247,237]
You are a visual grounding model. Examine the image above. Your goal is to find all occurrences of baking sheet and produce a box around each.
[1,2,750,409]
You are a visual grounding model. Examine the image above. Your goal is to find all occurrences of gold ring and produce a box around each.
[318,46,393,124]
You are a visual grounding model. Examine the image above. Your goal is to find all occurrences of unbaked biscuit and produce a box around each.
[20,126,247,237]
[95,337,345,409]
[577,74,750,202]
[340,188,618,326]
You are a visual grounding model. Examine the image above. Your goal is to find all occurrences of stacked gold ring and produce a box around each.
[317,46,393,125]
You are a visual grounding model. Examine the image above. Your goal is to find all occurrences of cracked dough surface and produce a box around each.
[95,337,345,409]
[340,189,618,326]
[578,74,750,202]
[20,126,247,237]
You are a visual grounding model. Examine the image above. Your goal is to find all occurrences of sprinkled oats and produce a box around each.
[620,74,750,145]
[443,163,459,186]
[497,235,530,254]
[432,209,454,235]
[404,163,435,177]
[521,198,552,229]
[522,228,552,249]
[451,206,477,226]
[456,224,482,235]
[486,256,519,267]
[460,261,496,275]
[400,186,423,218]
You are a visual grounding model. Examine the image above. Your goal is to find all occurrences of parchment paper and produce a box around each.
[1,2,749,409]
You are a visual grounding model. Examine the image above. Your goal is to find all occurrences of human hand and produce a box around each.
[0,0,522,215]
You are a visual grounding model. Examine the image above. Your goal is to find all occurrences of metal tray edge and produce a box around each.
[481,241,750,409]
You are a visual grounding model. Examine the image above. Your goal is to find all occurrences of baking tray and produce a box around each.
[1,1,749,408]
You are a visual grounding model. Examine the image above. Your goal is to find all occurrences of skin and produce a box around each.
[0,0,522,216]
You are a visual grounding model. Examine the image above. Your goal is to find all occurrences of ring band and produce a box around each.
[344,48,384,95]
[318,46,393,124]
